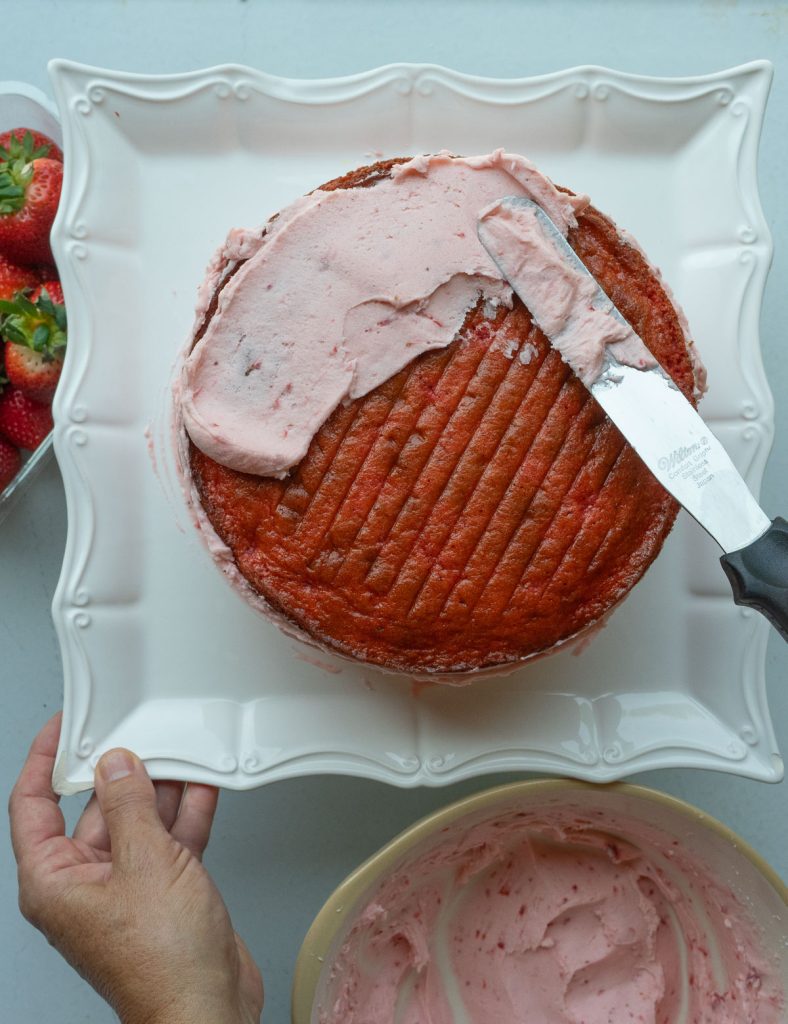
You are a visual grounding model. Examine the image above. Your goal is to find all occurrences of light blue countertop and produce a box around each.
[1,2,786,1021]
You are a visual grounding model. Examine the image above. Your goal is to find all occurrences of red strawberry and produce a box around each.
[0,252,39,300]
[0,435,21,490]
[31,279,63,305]
[0,130,63,265]
[0,282,66,402]
[0,128,62,164]
[0,385,52,450]
[3,344,62,403]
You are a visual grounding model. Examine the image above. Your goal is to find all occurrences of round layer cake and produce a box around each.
[182,154,700,675]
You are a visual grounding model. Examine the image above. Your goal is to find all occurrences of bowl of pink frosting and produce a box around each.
[293,780,786,1024]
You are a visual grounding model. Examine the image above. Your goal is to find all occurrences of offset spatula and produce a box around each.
[478,196,788,641]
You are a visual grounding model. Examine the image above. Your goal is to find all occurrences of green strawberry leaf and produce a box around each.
[0,132,51,167]
[2,323,27,346]
[32,324,51,351]
[0,180,25,197]
[15,295,39,318]
[0,287,67,356]
[0,150,35,214]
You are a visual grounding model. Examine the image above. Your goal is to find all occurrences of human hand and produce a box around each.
[9,714,263,1024]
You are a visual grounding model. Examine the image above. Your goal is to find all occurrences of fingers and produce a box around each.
[9,713,66,863]
[93,749,169,872]
[155,780,187,832]
[71,793,107,850]
[170,784,219,860]
[73,779,185,852]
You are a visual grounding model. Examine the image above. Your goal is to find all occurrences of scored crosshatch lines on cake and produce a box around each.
[180,149,718,676]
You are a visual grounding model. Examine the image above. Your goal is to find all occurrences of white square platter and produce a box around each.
[48,60,780,793]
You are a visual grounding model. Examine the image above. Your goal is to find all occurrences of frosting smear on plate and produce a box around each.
[181,151,588,477]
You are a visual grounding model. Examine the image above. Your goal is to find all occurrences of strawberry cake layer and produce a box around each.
[181,152,703,674]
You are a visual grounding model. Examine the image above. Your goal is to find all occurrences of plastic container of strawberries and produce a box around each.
[0,81,62,526]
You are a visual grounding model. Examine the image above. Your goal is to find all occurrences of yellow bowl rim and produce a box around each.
[291,777,787,1024]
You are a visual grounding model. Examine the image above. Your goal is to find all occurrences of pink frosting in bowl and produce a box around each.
[293,782,786,1024]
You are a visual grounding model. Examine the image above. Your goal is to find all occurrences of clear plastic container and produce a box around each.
[0,81,62,526]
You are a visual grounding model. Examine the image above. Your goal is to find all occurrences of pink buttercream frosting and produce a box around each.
[180,151,588,477]
[318,807,783,1024]
[478,198,657,386]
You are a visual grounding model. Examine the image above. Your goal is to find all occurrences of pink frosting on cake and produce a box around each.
[180,151,588,477]
[478,198,658,386]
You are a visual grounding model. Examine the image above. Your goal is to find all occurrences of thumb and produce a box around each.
[94,749,168,872]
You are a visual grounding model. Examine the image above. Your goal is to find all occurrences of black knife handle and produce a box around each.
[720,517,788,642]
